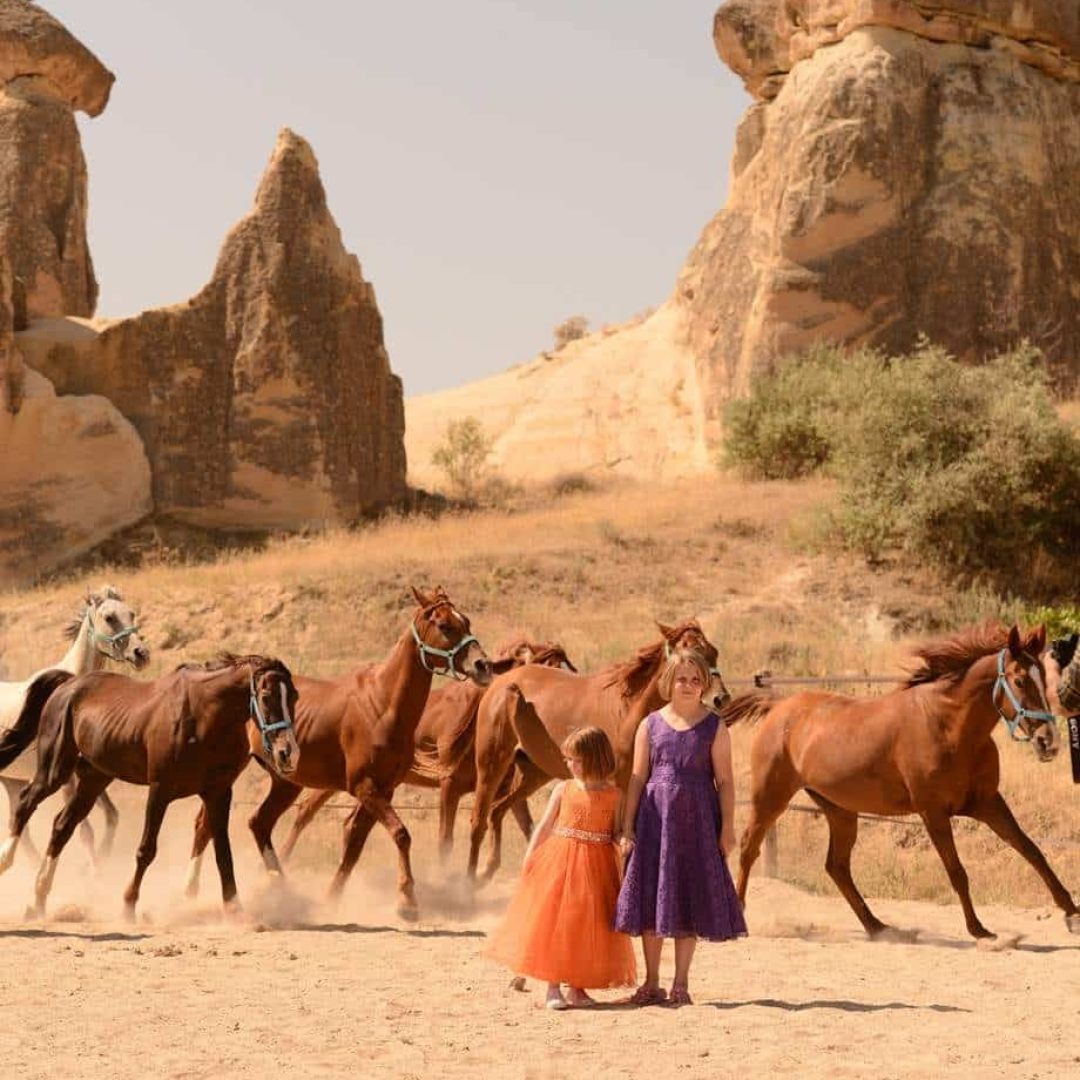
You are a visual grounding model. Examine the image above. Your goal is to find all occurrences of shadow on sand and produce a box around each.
[706,998,970,1014]
[0,927,152,943]
[284,921,485,940]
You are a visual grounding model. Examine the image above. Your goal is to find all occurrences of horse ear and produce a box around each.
[1032,624,1047,654]
[102,584,122,600]
[86,588,103,608]
[657,621,675,640]
[410,585,429,607]
[1007,625,1022,657]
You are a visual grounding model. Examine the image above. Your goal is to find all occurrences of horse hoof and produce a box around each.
[869,925,918,944]
[398,902,420,923]
[23,904,44,922]
[1066,913,1080,935]
[508,976,527,992]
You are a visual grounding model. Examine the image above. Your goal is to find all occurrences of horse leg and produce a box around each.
[204,787,239,912]
[510,797,534,842]
[967,792,1080,932]
[920,809,993,939]
[468,735,517,881]
[371,796,418,919]
[32,763,113,918]
[96,789,120,861]
[0,776,40,864]
[0,740,80,874]
[280,788,334,863]
[248,773,303,876]
[806,791,889,937]
[184,803,213,899]
[736,780,799,906]
[438,775,465,861]
[327,788,378,901]
[483,758,548,880]
[122,783,171,920]
[71,776,98,863]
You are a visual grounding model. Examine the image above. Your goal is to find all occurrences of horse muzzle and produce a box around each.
[1032,721,1060,763]
[129,644,151,671]
[469,656,494,688]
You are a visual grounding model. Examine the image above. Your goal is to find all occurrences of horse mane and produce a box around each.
[531,643,576,671]
[602,620,702,700]
[904,623,1041,688]
[719,691,776,727]
[196,653,292,680]
[61,585,125,641]
[492,635,533,661]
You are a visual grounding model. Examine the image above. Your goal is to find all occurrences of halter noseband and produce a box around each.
[410,613,480,682]
[992,649,1057,742]
[663,638,722,682]
[87,611,140,659]
[250,672,295,757]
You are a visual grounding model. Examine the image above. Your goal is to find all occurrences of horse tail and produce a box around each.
[505,684,570,779]
[720,690,776,728]
[0,669,73,769]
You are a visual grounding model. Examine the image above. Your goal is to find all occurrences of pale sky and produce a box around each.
[47,1,748,396]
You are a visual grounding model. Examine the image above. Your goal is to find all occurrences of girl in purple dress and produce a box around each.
[615,648,746,1006]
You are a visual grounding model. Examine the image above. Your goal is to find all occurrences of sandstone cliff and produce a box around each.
[21,129,407,528]
[0,0,111,318]
[685,0,1080,424]
[409,0,1078,477]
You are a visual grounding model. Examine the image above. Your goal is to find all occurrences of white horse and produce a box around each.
[0,586,150,860]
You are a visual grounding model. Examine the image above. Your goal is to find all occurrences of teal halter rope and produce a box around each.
[250,673,295,758]
[87,613,140,659]
[991,649,1057,742]
[410,618,480,682]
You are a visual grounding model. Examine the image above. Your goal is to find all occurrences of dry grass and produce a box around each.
[2,474,1076,914]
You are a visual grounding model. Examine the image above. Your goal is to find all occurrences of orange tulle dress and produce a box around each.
[486,782,637,989]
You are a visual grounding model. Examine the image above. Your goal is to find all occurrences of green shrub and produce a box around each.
[723,340,1080,597]
[431,416,492,500]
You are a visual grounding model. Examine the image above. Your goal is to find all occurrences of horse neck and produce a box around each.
[941,653,1002,746]
[190,664,251,726]
[602,657,665,769]
[56,615,104,676]
[372,627,435,738]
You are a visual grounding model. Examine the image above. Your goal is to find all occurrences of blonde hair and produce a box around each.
[561,726,616,782]
[657,649,712,703]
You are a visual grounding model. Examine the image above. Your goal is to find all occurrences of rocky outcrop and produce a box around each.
[22,130,407,528]
[0,367,151,583]
[0,0,111,318]
[677,1,1080,426]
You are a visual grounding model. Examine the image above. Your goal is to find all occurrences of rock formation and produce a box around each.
[0,366,151,582]
[683,0,1080,423]
[403,1,1078,483]
[0,0,112,318]
[21,129,407,528]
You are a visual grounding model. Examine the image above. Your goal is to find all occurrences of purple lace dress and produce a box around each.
[614,712,747,941]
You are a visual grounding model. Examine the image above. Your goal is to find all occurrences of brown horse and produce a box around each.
[189,586,491,918]
[729,623,1079,939]
[468,619,729,880]
[0,655,298,918]
[276,638,577,864]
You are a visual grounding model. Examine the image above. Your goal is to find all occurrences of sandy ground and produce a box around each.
[0,790,1077,1080]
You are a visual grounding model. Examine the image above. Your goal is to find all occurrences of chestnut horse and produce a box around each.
[729,623,1079,939]
[0,586,150,860]
[0,654,297,918]
[188,586,491,918]
[468,620,729,880]
[276,638,577,864]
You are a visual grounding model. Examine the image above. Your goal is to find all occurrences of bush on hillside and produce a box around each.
[723,340,1080,595]
[553,315,589,351]
[431,416,493,501]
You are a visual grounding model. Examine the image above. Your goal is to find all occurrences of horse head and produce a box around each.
[996,625,1058,762]
[490,637,577,676]
[410,586,492,686]
[659,619,730,711]
[85,586,150,670]
[248,659,300,776]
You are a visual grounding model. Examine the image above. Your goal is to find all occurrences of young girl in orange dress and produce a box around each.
[487,727,637,1009]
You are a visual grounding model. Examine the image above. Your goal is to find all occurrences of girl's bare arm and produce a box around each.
[522,781,565,870]
[619,719,652,846]
[711,721,736,856]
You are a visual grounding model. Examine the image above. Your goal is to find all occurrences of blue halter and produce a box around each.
[250,674,294,757]
[410,619,480,682]
[991,649,1057,742]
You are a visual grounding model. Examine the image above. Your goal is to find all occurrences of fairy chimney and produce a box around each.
[680,0,1080,422]
[0,0,112,318]
[22,129,407,528]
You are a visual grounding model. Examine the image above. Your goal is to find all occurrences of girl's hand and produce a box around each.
[619,833,636,857]
[719,826,736,858]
